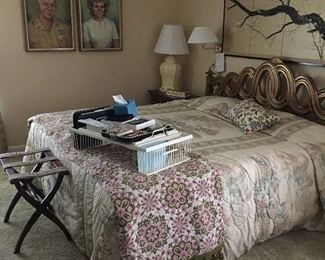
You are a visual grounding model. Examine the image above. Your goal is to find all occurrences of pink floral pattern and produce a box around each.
[164,182,190,209]
[191,201,219,235]
[137,214,170,253]
[171,241,198,259]
[27,110,225,259]
[109,156,224,258]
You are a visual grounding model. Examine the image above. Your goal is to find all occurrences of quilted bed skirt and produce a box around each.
[0,113,7,153]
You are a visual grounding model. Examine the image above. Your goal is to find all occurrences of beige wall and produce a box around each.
[177,0,224,96]
[178,0,325,95]
[0,0,176,146]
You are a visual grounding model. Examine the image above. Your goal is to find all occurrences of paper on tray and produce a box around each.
[113,94,128,105]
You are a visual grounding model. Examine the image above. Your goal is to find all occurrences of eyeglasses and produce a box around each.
[151,124,175,136]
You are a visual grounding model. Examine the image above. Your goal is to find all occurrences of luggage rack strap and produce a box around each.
[8,167,69,184]
[0,148,51,159]
[3,156,58,169]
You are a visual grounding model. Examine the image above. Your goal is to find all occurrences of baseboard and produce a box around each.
[8,145,25,152]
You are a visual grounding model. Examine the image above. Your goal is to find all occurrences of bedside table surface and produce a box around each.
[148,89,198,104]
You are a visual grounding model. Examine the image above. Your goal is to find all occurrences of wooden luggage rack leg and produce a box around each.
[0,148,72,254]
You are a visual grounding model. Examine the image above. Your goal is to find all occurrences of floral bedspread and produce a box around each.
[26,108,224,259]
[26,96,325,260]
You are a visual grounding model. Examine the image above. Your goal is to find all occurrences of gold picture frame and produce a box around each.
[77,0,122,51]
[23,0,75,52]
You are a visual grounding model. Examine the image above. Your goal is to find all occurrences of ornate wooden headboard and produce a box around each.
[206,57,325,125]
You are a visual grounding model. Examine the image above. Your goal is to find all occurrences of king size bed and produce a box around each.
[25,58,325,259]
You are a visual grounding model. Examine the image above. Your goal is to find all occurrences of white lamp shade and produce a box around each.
[154,24,189,55]
[188,27,218,44]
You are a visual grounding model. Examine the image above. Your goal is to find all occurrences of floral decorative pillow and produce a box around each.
[224,99,280,134]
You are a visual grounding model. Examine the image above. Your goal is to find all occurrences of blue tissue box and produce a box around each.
[114,99,138,116]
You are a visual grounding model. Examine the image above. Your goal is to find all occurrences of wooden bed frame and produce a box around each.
[206,57,325,125]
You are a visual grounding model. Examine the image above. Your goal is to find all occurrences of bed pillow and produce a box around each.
[186,96,239,119]
[224,99,280,134]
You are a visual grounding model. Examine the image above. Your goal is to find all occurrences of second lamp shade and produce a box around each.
[188,27,218,44]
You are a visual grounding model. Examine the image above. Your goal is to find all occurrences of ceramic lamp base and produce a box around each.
[159,55,181,92]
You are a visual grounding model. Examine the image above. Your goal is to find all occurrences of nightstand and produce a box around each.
[148,89,197,104]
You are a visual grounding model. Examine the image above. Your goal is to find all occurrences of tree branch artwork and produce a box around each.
[229,0,325,60]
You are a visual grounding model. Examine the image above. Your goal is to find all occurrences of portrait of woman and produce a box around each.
[23,0,75,51]
[78,0,122,51]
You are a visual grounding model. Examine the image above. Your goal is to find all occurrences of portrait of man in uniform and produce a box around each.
[23,0,75,51]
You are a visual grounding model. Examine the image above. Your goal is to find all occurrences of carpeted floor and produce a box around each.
[1,173,325,260]
[0,173,87,260]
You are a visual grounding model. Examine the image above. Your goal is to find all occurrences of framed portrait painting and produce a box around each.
[77,0,122,51]
[223,0,325,66]
[23,0,75,51]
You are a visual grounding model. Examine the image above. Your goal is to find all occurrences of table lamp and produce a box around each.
[188,26,224,72]
[188,27,220,52]
[154,24,189,92]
